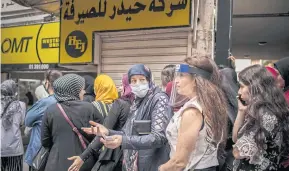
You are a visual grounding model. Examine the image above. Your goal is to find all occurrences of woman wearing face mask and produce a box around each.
[1,80,26,171]
[159,56,228,171]
[24,70,62,171]
[41,74,104,171]
[68,74,133,171]
[232,65,289,171]
[82,64,173,171]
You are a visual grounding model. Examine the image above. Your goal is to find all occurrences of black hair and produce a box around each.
[45,70,63,85]
[238,64,289,157]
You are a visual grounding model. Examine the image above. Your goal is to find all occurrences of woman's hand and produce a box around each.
[67,156,84,171]
[237,97,247,113]
[81,121,109,136]
[158,164,173,171]
[100,135,122,149]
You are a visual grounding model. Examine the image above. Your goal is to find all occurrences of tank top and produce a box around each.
[166,97,219,170]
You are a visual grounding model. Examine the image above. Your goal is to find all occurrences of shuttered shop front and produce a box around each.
[98,28,190,86]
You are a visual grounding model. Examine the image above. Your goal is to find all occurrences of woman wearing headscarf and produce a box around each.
[274,57,289,105]
[266,66,289,170]
[274,57,289,91]
[266,66,289,105]
[68,74,134,171]
[24,70,63,171]
[218,67,239,171]
[1,80,26,171]
[92,74,118,118]
[41,74,104,171]
[82,64,173,171]
[83,75,96,103]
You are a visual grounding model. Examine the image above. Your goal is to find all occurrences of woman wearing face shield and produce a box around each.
[82,64,173,171]
[159,56,228,171]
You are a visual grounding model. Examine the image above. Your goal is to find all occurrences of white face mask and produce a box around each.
[130,83,149,98]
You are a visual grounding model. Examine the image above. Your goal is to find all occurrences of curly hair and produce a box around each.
[184,56,228,146]
[238,65,289,157]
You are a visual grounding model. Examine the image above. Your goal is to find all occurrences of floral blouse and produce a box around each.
[233,111,282,171]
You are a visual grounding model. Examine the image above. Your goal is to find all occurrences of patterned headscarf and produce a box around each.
[94,74,118,104]
[1,80,22,130]
[53,74,85,102]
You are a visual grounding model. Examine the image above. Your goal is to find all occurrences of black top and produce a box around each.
[80,98,131,162]
[41,101,104,171]
[275,57,289,90]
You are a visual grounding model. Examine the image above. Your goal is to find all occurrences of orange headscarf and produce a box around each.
[94,74,118,104]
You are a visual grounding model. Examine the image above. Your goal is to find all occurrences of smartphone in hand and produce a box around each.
[237,95,247,106]
[102,135,114,141]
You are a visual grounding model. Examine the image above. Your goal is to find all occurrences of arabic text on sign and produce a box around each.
[63,0,188,25]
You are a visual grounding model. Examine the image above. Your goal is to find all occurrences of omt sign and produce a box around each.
[1,22,59,64]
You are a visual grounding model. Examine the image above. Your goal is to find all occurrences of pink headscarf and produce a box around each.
[266,66,289,105]
[265,66,278,79]
[121,74,134,102]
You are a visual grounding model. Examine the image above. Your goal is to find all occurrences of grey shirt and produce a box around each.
[1,101,26,157]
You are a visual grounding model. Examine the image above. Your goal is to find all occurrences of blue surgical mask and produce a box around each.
[130,83,149,98]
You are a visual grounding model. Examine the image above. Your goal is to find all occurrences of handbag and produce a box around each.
[32,146,50,171]
[133,120,151,135]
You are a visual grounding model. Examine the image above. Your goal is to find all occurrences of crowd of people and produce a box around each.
[1,56,289,171]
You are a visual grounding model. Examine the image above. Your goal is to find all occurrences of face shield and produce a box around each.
[169,64,212,108]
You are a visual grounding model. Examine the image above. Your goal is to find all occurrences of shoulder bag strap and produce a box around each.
[56,103,87,149]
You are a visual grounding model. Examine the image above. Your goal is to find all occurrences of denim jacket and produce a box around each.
[24,95,56,166]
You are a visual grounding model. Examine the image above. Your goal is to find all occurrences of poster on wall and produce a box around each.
[60,0,192,64]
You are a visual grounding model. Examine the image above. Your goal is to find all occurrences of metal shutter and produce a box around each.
[98,27,190,86]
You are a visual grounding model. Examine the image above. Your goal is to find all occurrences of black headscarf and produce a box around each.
[82,75,95,102]
[1,80,22,130]
[275,57,289,90]
[53,74,85,102]
[220,68,239,123]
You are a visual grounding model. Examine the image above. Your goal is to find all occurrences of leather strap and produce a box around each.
[57,103,87,149]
